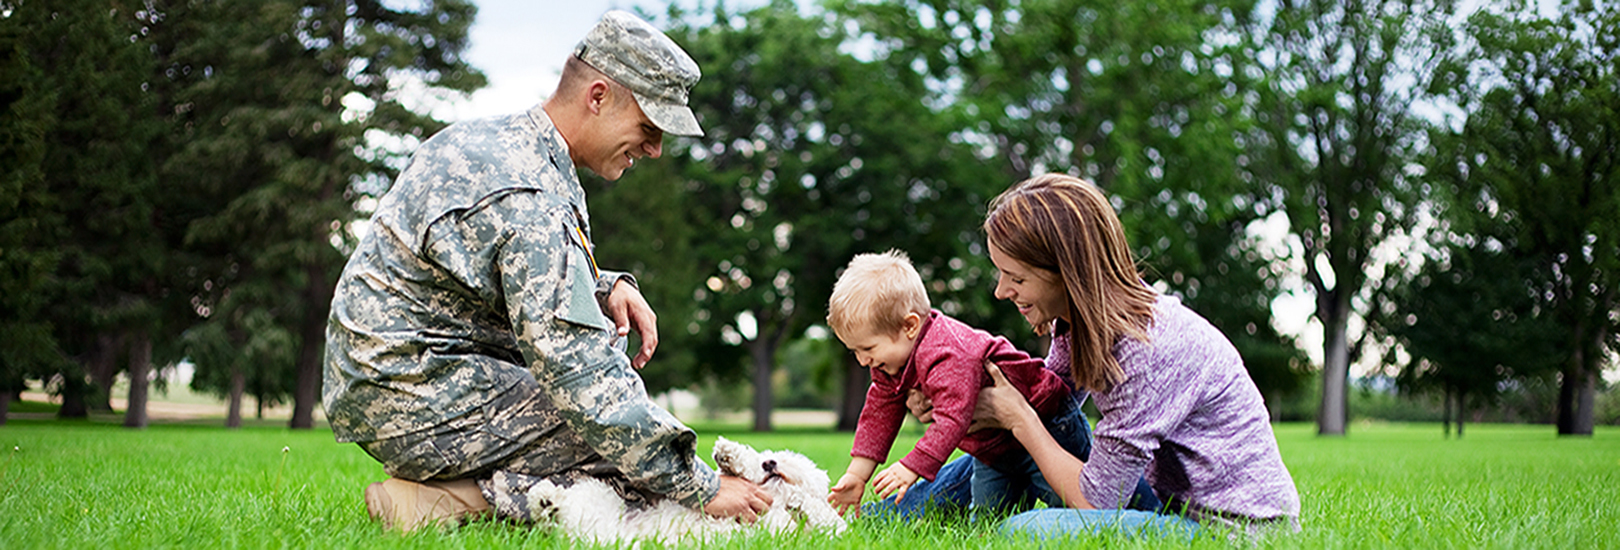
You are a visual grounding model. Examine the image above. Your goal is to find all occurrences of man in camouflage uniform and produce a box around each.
[323,10,771,531]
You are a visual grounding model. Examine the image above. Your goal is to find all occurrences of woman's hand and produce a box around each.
[905,389,935,423]
[967,376,1006,433]
[976,361,1040,434]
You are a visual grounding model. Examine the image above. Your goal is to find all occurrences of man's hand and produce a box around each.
[827,472,866,517]
[606,279,658,368]
[870,462,920,503]
[704,475,772,523]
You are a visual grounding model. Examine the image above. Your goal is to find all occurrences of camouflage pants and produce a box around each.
[358,375,656,522]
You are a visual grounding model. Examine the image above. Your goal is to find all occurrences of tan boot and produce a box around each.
[364,477,492,532]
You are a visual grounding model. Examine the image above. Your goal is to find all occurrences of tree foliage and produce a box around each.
[3,0,1613,437]
[599,0,1006,430]
[1374,229,1563,436]
[0,0,480,426]
[1424,0,1620,435]
[0,1,173,423]
[0,3,68,420]
[1251,0,1456,435]
[150,0,483,428]
[832,0,1308,406]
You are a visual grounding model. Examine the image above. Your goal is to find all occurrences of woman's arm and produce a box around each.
[979,362,1094,510]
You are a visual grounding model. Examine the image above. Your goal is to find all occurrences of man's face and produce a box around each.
[582,86,664,181]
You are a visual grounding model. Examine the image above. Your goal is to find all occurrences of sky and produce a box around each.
[439,1,621,120]
[442,0,730,121]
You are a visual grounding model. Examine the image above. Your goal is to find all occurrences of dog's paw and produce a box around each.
[524,480,567,522]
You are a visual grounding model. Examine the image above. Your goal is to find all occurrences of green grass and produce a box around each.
[0,419,1614,549]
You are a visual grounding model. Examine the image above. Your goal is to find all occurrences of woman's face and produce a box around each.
[989,243,1068,331]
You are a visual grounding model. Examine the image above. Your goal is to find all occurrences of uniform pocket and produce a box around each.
[555,244,612,332]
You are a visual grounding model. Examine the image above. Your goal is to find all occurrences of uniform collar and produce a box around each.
[526,103,589,213]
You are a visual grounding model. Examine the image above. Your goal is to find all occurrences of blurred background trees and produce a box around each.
[0,0,482,428]
[1420,2,1619,435]
[1248,0,1457,435]
[0,0,1614,434]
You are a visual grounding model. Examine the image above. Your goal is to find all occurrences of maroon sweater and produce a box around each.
[850,311,1070,480]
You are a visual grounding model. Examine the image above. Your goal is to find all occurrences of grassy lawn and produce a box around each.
[0,418,1614,549]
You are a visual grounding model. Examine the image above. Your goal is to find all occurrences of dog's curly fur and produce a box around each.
[528,437,847,545]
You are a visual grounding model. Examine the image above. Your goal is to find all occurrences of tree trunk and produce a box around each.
[1556,330,1598,437]
[1454,391,1465,439]
[0,390,10,426]
[1556,366,1575,433]
[1317,305,1351,436]
[87,333,120,413]
[123,331,151,429]
[57,373,89,418]
[836,354,868,432]
[749,337,774,432]
[290,262,333,429]
[1442,387,1452,439]
[1563,368,1597,436]
[226,367,245,429]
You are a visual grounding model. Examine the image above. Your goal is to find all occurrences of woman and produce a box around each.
[975,173,1300,539]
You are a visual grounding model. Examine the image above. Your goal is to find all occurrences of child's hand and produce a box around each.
[871,462,920,503]
[828,472,866,517]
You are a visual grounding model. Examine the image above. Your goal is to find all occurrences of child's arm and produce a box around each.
[871,461,921,502]
[829,456,878,517]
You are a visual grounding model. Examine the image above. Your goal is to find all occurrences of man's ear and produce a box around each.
[586,80,611,115]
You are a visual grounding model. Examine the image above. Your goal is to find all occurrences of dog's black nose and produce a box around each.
[763,459,777,473]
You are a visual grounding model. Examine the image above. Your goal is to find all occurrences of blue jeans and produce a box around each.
[860,452,973,520]
[1000,508,1202,541]
[972,392,1097,511]
[863,393,1162,519]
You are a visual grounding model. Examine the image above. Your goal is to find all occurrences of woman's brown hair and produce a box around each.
[983,174,1157,393]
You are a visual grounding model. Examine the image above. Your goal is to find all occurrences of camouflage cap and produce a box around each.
[575,10,703,137]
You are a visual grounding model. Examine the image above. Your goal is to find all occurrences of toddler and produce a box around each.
[825,250,1096,516]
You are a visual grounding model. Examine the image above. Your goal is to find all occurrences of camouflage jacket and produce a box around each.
[322,104,719,509]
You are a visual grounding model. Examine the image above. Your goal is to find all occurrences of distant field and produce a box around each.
[0,419,1613,549]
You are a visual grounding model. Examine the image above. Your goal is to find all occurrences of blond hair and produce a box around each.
[827,250,931,337]
[556,54,631,104]
[983,174,1156,393]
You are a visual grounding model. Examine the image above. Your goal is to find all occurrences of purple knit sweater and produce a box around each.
[1050,294,1300,527]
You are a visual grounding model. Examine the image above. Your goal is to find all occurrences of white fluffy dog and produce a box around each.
[527,437,848,545]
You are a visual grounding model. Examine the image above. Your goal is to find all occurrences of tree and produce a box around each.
[0,5,68,423]
[833,0,1308,408]
[584,154,708,397]
[1252,0,1455,435]
[181,308,296,427]
[2,1,174,426]
[1376,230,1563,437]
[1425,1,1619,435]
[150,0,484,428]
[625,0,1004,431]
